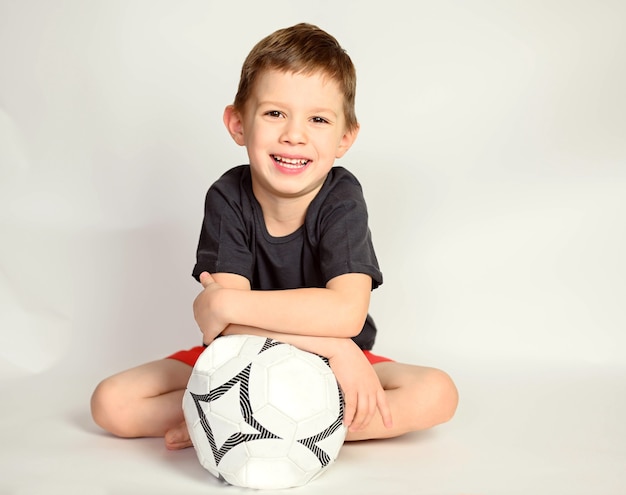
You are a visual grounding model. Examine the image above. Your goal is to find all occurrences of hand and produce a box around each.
[328,340,393,432]
[193,272,229,345]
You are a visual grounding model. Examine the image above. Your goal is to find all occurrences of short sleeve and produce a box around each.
[192,169,255,283]
[314,174,382,289]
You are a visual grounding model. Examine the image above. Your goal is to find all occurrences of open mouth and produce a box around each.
[272,155,310,169]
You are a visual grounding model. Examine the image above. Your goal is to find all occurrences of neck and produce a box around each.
[252,187,318,238]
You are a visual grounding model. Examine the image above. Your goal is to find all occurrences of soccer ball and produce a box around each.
[182,334,347,489]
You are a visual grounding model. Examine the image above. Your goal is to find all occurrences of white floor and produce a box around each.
[2,357,624,495]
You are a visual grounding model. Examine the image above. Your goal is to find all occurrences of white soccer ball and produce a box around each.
[183,334,347,489]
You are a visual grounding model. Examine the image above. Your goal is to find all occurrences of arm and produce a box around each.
[193,271,392,432]
[221,323,392,432]
[193,271,372,343]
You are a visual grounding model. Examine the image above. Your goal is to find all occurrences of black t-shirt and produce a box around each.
[192,165,383,350]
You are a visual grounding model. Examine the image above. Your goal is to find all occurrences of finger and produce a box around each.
[377,389,393,429]
[349,393,374,432]
[342,392,357,428]
[199,271,214,287]
[351,394,367,431]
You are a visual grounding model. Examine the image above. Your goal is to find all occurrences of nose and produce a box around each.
[280,118,307,145]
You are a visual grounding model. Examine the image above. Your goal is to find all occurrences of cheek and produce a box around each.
[246,125,273,146]
[243,129,262,149]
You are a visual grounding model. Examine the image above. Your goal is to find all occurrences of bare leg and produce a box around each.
[91,359,192,448]
[91,359,457,449]
[161,362,458,447]
[346,362,458,441]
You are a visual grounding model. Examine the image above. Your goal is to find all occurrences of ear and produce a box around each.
[335,123,360,158]
[223,105,246,146]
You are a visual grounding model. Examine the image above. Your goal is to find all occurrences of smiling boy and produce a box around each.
[91,23,458,450]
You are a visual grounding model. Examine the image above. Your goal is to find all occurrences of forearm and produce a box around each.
[222,324,393,434]
[218,286,367,338]
[221,324,354,360]
[194,271,371,343]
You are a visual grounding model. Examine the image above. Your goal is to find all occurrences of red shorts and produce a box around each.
[167,345,393,367]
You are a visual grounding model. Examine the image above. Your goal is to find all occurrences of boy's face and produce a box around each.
[224,70,358,204]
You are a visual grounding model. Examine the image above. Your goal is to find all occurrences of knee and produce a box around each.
[426,368,459,425]
[404,367,458,430]
[90,376,136,438]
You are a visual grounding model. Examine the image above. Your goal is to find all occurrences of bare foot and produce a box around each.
[164,421,193,450]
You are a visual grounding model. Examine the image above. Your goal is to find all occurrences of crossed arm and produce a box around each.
[193,271,393,433]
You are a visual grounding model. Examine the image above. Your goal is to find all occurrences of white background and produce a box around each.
[1,0,624,376]
[1,1,625,494]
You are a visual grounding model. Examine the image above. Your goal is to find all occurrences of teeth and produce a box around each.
[273,155,309,167]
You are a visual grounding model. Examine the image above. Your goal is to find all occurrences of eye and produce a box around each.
[265,110,284,118]
[311,116,330,124]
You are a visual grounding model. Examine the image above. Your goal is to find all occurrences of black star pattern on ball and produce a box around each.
[189,338,344,468]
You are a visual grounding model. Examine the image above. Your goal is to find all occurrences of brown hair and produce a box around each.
[233,23,358,131]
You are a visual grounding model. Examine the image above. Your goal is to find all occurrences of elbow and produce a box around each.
[344,319,365,338]
[335,326,361,339]
[337,306,369,339]
[345,297,371,338]
[325,273,372,338]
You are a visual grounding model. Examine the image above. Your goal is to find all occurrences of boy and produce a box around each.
[91,23,458,450]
